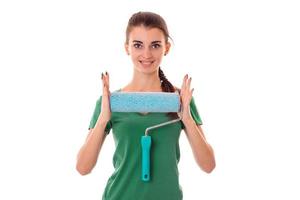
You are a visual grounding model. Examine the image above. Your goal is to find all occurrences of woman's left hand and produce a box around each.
[178,74,194,123]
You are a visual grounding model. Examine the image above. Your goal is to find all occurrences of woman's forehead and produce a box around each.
[128,26,165,43]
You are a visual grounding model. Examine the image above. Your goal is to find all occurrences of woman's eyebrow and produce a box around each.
[132,40,143,43]
[151,41,162,44]
[132,40,162,44]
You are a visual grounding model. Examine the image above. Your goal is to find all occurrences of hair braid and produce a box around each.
[159,67,175,93]
[159,67,180,120]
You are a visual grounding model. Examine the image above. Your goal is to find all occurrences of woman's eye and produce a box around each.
[133,44,142,48]
[152,44,161,48]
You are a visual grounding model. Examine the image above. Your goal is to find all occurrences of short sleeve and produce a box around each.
[88,96,112,134]
[181,96,203,129]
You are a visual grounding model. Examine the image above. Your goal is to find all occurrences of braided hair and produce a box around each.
[159,67,180,120]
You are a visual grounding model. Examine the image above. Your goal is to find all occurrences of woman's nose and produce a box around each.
[142,48,152,58]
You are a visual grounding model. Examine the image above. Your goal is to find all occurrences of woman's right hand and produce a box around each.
[99,71,111,123]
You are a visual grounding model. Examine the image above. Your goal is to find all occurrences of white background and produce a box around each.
[0,0,299,199]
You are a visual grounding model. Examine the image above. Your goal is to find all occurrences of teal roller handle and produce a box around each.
[141,135,151,181]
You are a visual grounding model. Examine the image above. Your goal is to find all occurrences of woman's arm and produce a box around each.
[178,74,215,173]
[76,117,109,175]
[76,72,111,175]
[183,118,216,173]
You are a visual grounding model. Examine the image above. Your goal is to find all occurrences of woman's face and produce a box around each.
[125,26,170,74]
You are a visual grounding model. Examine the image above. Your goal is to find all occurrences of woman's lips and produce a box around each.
[139,60,154,67]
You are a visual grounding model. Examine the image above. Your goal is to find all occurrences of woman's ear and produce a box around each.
[124,43,130,55]
[164,42,171,56]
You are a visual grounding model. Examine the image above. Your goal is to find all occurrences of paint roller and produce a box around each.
[110,92,182,182]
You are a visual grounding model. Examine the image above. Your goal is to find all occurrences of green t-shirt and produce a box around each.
[88,90,202,200]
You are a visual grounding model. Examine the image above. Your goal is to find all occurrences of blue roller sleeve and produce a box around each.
[110,92,180,113]
[141,135,152,182]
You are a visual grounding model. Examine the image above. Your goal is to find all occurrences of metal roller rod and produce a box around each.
[145,117,182,136]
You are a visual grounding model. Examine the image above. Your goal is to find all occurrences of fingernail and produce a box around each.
[105,71,108,75]
[101,73,103,79]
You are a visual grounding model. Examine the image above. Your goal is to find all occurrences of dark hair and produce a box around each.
[126,11,179,119]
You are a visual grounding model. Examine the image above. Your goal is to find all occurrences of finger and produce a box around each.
[187,77,192,90]
[181,74,188,92]
[103,71,111,96]
[106,71,111,95]
[101,75,107,97]
[105,71,110,89]
[101,72,105,87]
[102,72,107,87]
[184,74,190,89]
[101,72,108,93]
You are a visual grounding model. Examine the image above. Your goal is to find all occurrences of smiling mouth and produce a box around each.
[139,61,154,65]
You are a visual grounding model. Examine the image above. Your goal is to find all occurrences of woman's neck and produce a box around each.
[122,69,162,92]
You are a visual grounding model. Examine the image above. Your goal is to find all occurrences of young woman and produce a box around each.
[76,11,215,200]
